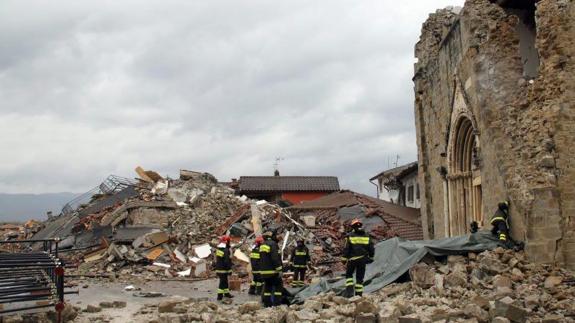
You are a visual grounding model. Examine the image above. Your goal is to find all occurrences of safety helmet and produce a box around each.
[498,201,509,210]
[262,231,273,238]
[255,236,264,244]
[350,218,363,227]
[220,235,231,244]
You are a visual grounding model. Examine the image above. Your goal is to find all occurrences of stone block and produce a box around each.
[525,241,557,263]
[398,314,422,323]
[356,313,378,323]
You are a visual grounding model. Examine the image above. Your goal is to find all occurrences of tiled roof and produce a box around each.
[289,190,423,241]
[238,176,340,193]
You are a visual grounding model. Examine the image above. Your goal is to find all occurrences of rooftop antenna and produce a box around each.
[273,157,284,176]
[394,155,400,168]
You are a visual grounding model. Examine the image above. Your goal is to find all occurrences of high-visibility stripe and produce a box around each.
[341,257,348,260]
[499,234,507,241]
[260,245,271,253]
[490,217,506,224]
[349,236,370,245]
[295,251,307,256]
[256,282,263,286]
[293,265,306,268]
[250,253,260,259]
[275,266,282,271]
[345,278,354,287]
[263,293,271,296]
[260,270,278,274]
[215,270,231,273]
[274,292,282,296]
[350,255,365,260]
[216,250,224,257]
[217,289,225,294]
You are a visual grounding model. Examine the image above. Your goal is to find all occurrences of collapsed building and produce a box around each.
[413,0,575,268]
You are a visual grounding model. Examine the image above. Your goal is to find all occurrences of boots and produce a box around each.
[344,285,354,298]
[224,292,234,298]
[248,285,256,295]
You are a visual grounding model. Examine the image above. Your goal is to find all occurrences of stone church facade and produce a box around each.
[413,0,574,267]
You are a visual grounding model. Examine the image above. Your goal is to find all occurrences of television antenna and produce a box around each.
[273,157,285,173]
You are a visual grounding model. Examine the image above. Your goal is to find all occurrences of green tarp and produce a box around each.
[292,230,506,303]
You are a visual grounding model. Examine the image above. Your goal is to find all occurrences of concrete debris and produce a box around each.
[31,168,327,284]
[114,248,573,323]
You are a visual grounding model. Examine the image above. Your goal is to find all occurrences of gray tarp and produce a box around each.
[292,230,505,303]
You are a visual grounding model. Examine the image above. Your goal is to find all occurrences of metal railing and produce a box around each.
[0,239,77,321]
[61,175,139,216]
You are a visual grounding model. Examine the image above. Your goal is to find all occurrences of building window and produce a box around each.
[416,184,420,200]
[407,185,414,203]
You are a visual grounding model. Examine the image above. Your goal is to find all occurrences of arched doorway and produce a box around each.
[447,116,483,236]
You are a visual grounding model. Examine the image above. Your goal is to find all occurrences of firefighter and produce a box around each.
[259,231,283,307]
[491,201,510,244]
[342,219,374,298]
[215,235,233,301]
[248,236,264,295]
[290,238,310,288]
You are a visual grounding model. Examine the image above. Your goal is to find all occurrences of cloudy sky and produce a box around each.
[0,0,463,196]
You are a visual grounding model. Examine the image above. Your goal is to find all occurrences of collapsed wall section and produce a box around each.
[414,0,575,268]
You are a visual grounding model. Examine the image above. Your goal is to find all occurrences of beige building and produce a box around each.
[413,0,574,267]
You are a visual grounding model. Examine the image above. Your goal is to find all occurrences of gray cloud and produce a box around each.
[0,0,464,195]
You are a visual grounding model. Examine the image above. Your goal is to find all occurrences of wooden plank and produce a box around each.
[146,247,164,261]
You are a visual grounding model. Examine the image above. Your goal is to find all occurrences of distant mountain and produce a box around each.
[0,193,78,222]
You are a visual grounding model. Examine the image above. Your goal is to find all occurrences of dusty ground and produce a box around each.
[69,278,258,323]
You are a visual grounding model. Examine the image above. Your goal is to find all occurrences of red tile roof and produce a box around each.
[289,190,423,241]
[238,176,340,193]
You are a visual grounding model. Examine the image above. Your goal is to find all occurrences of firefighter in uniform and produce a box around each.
[491,201,510,244]
[290,238,310,287]
[248,236,264,295]
[342,219,374,298]
[258,231,283,307]
[215,235,234,301]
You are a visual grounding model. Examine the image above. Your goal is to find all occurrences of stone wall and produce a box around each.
[414,0,575,268]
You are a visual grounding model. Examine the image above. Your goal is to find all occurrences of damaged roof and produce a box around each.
[370,161,418,181]
[289,190,423,240]
[238,176,340,193]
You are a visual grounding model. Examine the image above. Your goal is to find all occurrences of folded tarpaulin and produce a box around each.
[292,230,508,303]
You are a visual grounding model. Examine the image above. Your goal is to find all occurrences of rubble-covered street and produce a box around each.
[2,0,575,322]
[21,248,571,323]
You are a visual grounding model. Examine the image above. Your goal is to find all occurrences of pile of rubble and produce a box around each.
[27,168,341,285]
[126,248,574,323]
[29,169,290,281]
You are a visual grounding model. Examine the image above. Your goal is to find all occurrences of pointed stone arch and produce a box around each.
[445,81,483,236]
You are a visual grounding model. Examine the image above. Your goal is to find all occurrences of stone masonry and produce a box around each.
[413,0,575,268]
